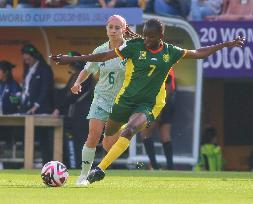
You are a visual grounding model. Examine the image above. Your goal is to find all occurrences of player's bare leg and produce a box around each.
[102,130,121,152]
[78,123,123,186]
[87,113,147,184]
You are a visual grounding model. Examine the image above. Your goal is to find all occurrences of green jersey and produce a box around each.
[115,38,186,118]
[84,41,126,112]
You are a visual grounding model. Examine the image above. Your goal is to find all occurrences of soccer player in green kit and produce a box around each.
[51,18,245,185]
[52,15,141,186]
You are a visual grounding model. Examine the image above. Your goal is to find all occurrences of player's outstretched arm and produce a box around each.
[184,36,246,59]
[50,50,117,65]
[71,69,91,95]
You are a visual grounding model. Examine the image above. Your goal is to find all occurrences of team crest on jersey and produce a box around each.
[163,54,170,62]
[139,51,147,59]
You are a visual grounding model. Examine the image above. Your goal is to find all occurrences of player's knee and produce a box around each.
[121,124,136,139]
[160,135,170,143]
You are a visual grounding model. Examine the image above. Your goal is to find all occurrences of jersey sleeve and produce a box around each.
[170,45,187,65]
[115,40,135,60]
[83,48,100,74]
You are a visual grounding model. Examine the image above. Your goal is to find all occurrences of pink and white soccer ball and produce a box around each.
[41,161,69,187]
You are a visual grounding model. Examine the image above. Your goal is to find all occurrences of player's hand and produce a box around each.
[71,83,82,94]
[49,54,71,65]
[226,36,246,48]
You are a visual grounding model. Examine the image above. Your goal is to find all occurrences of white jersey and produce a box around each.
[84,41,126,112]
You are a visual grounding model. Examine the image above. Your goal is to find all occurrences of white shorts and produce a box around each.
[87,102,110,122]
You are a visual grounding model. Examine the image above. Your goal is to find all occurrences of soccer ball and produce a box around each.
[41,161,69,187]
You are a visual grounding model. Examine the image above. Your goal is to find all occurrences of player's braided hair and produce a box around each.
[123,18,164,40]
[124,25,142,40]
[145,18,165,35]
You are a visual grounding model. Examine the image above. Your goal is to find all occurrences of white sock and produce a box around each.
[81,145,96,177]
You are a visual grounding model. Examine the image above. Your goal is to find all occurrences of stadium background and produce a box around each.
[0,4,253,171]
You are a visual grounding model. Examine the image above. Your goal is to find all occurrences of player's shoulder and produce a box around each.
[126,38,144,46]
[165,42,182,50]
[93,41,109,53]
[164,42,174,49]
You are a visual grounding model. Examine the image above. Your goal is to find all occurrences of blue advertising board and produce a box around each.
[0,8,142,26]
[191,21,253,78]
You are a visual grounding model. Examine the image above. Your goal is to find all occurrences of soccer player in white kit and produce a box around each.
[70,15,137,185]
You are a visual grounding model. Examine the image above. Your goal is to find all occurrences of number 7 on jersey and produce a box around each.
[148,65,156,76]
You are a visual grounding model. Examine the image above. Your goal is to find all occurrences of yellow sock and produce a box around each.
[98,137,130,171]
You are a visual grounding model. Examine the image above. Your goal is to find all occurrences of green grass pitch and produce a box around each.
[0,170,253,204]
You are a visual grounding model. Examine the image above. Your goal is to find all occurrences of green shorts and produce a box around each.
[109,103,156,126]
[87,102,110,122]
